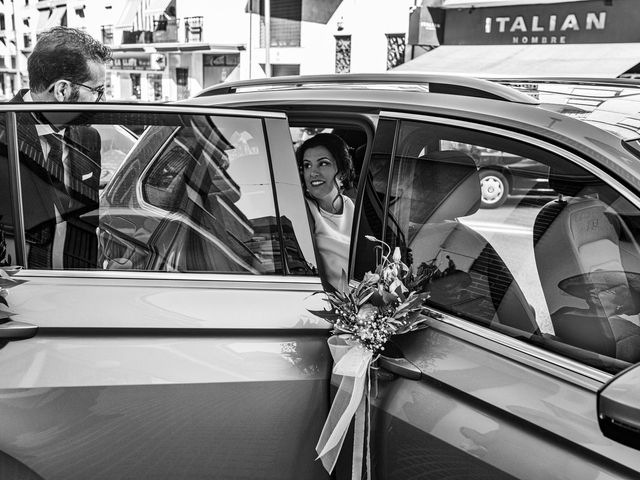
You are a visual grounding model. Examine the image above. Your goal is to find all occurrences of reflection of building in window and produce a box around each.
[386,33,406,70]
[99,115,286,276]
[335,35,351,74]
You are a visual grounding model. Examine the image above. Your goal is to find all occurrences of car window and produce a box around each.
[0,120,16,267]
[93,124,137,189]
[359,118,640,374]
[6,109,316,276]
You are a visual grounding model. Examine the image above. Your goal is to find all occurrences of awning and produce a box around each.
[48,6,66,29]
[441,0,577,6]
[145,0,171,15]
[394,44,640,78]
[111,43,244,53]
[36,6,67,32]
[36,9,50,31]
[116,1,139,28]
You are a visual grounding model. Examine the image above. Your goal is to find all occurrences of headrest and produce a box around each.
[548,163,603,197]
[410,150,481,224]
[353,144,367,175]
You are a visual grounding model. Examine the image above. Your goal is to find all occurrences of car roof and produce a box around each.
[182,85,640,192]
[490,77,640,140]
[197,73,539,105]
[194,73,640,139]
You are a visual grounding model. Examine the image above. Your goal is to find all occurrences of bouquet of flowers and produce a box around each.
[310,236,431,478]
[309,236,429,355]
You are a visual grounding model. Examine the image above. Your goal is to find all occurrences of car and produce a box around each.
[1,73,640,479]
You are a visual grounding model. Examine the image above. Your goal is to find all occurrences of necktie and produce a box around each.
[44,133,65,192]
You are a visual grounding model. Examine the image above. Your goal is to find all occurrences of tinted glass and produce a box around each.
[366,118,640,374]
[12,110,294,275]
[0,118,16,267]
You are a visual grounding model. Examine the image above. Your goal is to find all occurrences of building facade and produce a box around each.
[0,0,420,101]
[399,0,640,78]
[248,0,417,77]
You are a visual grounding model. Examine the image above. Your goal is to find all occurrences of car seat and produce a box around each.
[533,166,625,313]
[533,165,640,359]
[406,151,538,333]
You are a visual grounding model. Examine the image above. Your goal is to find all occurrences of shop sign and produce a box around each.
[111,54,166,71]
[443,0,640,45]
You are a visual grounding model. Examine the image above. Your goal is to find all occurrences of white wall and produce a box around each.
[250,0,415,77]
[177,0,248,46]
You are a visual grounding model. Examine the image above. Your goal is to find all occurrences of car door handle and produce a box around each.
[378,355,422,380]
[0,320,38,341]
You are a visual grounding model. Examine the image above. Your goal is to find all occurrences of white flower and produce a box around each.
[392,247,402,263]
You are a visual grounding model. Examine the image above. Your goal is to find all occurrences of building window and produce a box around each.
[386,33,406,70]
[203,54,239,67]
[335,35,351,74]
[130,73,141,100]
[176,68,188,86]
[176,67,189,100]
[184,16,202,43]
[101,25,113,45]
[259,0,301,48]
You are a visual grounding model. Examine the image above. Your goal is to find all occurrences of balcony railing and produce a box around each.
[152,18,178,43]
[120,17,180,45]
[184,16,203,43]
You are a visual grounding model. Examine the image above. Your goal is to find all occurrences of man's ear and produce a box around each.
[51,80,70,102]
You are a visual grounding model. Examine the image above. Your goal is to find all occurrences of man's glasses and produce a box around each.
[48,81,105,102]
[69,82,105,102]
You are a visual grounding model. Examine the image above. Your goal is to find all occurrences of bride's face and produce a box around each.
[302,146,339,201]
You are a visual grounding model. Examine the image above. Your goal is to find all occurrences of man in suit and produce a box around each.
[8,26,112,269]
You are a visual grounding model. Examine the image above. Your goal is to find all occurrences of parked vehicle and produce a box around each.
[1,73,640,479]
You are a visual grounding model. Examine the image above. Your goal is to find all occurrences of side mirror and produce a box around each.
[597,363,640,449]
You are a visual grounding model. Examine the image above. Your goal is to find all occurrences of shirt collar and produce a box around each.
[24,91,66,137]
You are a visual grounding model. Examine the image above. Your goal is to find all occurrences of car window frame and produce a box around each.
[0,103,318,279]
[356,109,640,386]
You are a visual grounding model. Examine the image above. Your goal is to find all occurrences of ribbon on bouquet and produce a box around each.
[316,334,374,480]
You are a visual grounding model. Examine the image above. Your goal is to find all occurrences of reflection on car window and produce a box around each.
[0,120,16,267]
[6,110,316,276]
[102,115,281,273]
[365,119,640,374]
[92,124,137,189]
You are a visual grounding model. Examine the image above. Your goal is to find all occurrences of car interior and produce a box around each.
[533,164,640,364]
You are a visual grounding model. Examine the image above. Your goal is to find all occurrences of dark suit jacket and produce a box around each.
[3,89,102,268]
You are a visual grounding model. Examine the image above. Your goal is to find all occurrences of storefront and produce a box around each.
[109,52,168,101]
[109,46,243,101]
[399,0,640,77]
